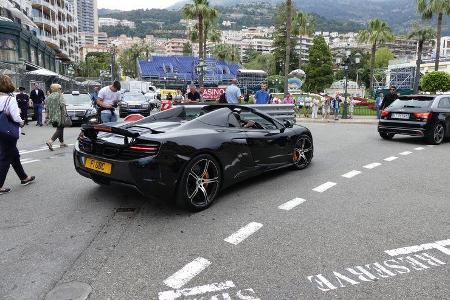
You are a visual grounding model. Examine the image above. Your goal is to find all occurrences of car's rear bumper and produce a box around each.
[73,143,177,200]
[378,120,431,137]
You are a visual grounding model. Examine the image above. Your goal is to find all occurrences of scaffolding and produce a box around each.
[388,66,416,90]
[237,69,268,92]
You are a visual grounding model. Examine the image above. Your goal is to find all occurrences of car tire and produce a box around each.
[176,154,222,211]
[292,134,314,170]
[426,123,445,145]
[379,132,395,140]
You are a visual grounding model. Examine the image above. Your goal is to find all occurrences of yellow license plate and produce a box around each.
[85,158,112,174]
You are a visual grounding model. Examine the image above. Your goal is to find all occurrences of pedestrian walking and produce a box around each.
[225,79,241,104]
[45,84,68,151]
[255,84,270,104]
[376,93,384,119]
[96,81,121,123]
[381,85,398,110]
[331,95,341,120]
[30,83,45,126]
[186,85,201,104]
[303,96,312,117]
[0,75,35,195]
[311,97,320,119]
[322,95,331,120]
[16,87,29,125]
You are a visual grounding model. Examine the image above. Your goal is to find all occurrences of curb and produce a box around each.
[296,118,378,125]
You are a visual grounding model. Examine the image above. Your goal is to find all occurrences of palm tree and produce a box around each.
[212,44,240,63]
[284,0,293,97]
[417,0,450,71]
[408,24,436,93]
[203,8,219,57]
[293,11,315,69]
[182,0,216,87]
[358,19,395,95]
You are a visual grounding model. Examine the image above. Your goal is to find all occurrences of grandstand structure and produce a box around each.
[138,56,241,89]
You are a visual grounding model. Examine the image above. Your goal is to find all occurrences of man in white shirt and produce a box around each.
[96,81,121,123]
[225,79,242,104]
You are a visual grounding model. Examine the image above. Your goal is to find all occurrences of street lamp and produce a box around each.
[196,59,206,87]
[339,45,361,119]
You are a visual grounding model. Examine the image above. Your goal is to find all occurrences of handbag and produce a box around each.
[0,96,20,140]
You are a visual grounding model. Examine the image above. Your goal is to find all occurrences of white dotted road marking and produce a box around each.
[363,163,381,169]
[312,182,337,193]
[384,156,398,162]
[278,198,306,211]
[158,281,236,300]
[414,147,425,151]
[163,257,211,289]
[224,222,263,246]
[342,170,361,179]
[399,151,412,156]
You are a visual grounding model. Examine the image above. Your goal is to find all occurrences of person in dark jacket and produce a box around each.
[16,87,30,125]
[381,86,399,110]
[29,83,45,126]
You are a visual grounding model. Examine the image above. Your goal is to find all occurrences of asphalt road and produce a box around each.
[1,121,449,300]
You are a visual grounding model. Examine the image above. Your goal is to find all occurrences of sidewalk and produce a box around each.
[296,115,378,125]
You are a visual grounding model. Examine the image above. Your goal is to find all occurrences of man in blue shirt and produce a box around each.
[255,84,270,104]
[225,79,242,104]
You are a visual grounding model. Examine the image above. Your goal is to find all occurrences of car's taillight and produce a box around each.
[381,110,389,118]
[414,112,431,119]
[129,144,159,154]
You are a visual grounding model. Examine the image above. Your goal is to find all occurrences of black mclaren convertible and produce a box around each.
[73,105,314,211]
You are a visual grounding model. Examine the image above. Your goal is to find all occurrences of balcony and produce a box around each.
[31,0,56,13]
[33,16,57,31]
[39,34,59,48]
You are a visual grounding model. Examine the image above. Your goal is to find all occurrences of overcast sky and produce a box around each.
[97,0,182,10]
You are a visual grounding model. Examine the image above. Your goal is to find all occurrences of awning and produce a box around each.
[0,0,38,29]
[26,69,60,77]
[81,80,101,86]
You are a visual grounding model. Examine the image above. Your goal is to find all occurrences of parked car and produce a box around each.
[74,105,314,211]
[119,92,152,117]
[378,94,450,144]
[65,91,98,126]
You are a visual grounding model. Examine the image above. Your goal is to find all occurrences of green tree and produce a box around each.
[212,43,240,63]
[407,24,436,93]
[182,0,218,87]
[244,53,276,75]
[417,0,450,71]
[272,3,299,76]
[183,42,193,55]
[118,42,154,78]
[293,11,315,69]
[304,36,334,93]
[267,75,285,93]
[374,47,394,68]
[358,19,395,95]
[420,71,450,93]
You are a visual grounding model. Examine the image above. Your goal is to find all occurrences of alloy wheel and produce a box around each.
[293,136,313,169]
[186,158,220,208]
[434,124,445,144]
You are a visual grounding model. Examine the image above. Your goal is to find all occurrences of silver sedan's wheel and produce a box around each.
[292,135,313,170]
[177,155,222,211]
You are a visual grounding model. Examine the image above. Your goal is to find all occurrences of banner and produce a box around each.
[202,87,226,100]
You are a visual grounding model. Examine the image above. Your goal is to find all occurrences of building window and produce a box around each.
[21,43,30,62]
[0,39,18,62]
[30,47,37,64]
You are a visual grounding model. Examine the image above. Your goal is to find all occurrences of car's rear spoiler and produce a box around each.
[81,124,140,139]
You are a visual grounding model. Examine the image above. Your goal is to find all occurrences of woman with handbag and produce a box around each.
[46,84,69,151]
[0,75,35,195]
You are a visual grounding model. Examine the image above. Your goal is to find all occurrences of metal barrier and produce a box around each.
[178,104,297,124]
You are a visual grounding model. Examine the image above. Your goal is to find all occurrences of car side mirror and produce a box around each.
[283,120,293,128]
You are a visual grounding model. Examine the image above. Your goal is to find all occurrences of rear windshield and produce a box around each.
[390,97,434,109]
